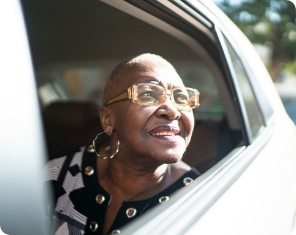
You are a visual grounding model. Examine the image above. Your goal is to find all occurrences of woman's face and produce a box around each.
[109,61,195,165]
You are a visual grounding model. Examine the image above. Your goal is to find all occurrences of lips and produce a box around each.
[149,125,180,140]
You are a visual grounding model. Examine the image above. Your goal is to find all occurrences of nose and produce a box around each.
[155,97,181,120]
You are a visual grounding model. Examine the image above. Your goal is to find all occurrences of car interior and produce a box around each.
[22,0,244,174]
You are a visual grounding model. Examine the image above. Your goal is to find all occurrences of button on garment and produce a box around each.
[85,166,94,176]
[126,208,137,218]
[96,194,105,204]
[159,196,169,203]
[112,229,121,234]
[183,177,193,185]
[90,221,98,232]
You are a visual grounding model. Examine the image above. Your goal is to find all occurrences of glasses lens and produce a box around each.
[134,84,198,109]
[173,88,189,105]
[173,88,198,109]
[136,84,164,105]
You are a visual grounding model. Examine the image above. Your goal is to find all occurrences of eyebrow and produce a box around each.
[137,79,185,89]
[141,79,160,84]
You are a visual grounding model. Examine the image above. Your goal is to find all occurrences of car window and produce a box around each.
[224,37,265,138]
[23,0,245,172]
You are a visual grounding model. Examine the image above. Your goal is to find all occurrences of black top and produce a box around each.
[44,147,200,235]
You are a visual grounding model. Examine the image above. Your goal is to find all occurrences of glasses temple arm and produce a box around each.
[106,90,130,105]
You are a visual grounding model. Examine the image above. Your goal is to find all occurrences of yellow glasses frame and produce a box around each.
[106,83,200,110]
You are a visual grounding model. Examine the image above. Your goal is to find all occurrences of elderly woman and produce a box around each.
[44,53,200,235]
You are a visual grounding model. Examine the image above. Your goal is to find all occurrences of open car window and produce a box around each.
[25,0,244,173]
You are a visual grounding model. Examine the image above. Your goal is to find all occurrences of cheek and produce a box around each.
[113,105,152,141]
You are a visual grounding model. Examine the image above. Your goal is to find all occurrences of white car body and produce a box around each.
[0,1,296,235]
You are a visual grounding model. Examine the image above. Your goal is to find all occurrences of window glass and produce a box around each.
[177,63,224,121]
[224,38,264,137]
[39,68,110,107]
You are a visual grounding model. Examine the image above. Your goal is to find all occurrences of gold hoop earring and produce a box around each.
[87,131,120,159]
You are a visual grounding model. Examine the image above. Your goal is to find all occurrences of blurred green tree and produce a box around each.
[217,0,296,81]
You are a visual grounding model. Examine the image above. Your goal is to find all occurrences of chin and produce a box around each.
[163,151,183,164]
[147,144,185,164]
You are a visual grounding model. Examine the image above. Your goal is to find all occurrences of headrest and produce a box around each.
[43,101,103,159]
[43,101,100,132]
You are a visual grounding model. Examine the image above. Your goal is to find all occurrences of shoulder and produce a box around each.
[43,155,67,182]
[43,148,85,182]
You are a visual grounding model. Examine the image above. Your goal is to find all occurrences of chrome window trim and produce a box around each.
[215,26,253,144]
[217,27,274,127]
[156,0,214,32]
[121,122,274,235]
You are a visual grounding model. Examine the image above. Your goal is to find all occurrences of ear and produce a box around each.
[99,106,114,135]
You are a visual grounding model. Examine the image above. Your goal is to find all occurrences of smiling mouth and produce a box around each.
[149,126,180,140]
[151,131,179,136]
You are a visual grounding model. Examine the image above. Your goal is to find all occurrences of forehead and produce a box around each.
[124,62,184,88]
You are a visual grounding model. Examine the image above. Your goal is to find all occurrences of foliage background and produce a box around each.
[214,0,296,82]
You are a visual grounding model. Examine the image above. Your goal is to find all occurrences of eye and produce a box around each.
[140,91,155,97]
[138,90,158,103]
[174,92,189,105]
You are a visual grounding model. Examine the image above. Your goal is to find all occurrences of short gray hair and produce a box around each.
[102,53,175,105]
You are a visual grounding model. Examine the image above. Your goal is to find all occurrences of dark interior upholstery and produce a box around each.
[43,101,103,159]
[183,119,242,173]
[183,121,220,173]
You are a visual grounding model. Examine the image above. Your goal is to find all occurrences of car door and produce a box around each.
[18,0,296,235]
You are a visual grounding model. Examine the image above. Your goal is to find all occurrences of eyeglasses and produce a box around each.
[106,83,200,110]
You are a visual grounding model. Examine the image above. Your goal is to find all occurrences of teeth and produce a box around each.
[152,132,176,136]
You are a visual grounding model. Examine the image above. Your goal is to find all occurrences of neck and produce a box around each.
[97,155,170,201]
